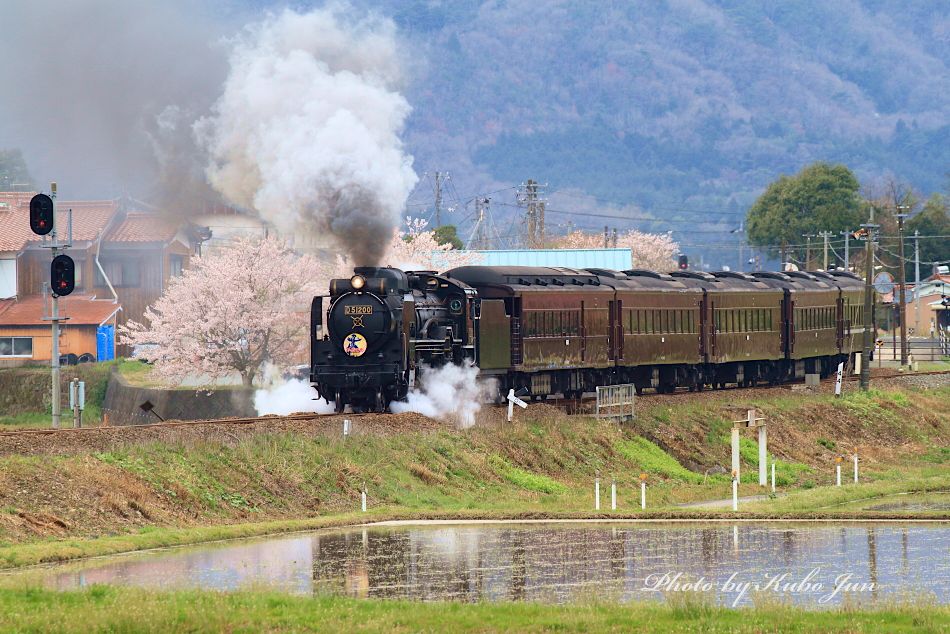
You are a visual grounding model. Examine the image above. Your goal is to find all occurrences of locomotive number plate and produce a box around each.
[344,305,373,315]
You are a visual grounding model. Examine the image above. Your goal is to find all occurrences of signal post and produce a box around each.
[29,184,75,428]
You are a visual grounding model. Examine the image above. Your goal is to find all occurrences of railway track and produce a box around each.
[2,369,946,438]
[0,411,342,438]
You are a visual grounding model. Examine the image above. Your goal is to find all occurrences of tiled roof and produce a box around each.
[0,294,120,326]
[0,192,117,251]
[105,211,179,243]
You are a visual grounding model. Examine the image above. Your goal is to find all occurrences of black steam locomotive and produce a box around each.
[311,267,477,412]
[311,265,871,412]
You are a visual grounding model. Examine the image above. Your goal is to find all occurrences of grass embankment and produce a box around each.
[0,381,946,569]
[0,362,114,429]
[1,586,947,633]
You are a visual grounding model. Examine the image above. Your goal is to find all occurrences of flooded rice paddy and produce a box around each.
[11,521,950,608]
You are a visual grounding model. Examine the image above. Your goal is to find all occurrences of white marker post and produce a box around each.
[853,453,859,484]
[834,362,844,397]
[611,478,616,511]
[771,461,776,493]
[361,482,367,512]
[732,473,739,511]
[732,409,766,486]
[835,456,842,487]
[640,473,647,510]
[594,471,601,511]
[506,388,528,422]
[731,427,741,482]
[343,419,351,440]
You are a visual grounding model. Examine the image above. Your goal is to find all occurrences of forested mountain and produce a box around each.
[356,0,950,258]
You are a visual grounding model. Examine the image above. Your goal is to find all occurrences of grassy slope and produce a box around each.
[0,383,945,569]
[2,586,948,634]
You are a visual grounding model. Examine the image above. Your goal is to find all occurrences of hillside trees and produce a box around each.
[907,194,950,265]
[746,163,865,256]
[0,149,33,190]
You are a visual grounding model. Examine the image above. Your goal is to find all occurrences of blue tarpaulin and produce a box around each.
[96,324,115,362]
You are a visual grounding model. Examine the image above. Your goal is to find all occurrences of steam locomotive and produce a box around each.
[310,265,870,412]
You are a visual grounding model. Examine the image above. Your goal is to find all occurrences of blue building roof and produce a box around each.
[455,248,632,270]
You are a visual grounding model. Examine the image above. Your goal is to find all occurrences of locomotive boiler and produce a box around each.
[310,266,476,412]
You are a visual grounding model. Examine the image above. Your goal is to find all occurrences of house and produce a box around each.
[0,192,209,361]
[0,294,120,367]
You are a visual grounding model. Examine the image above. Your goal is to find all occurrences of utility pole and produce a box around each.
[432,171,448,228]
[840,230,851,270]
[469,196,491,250]
[780,239,788,272]
[819,231,833,270]
[611,228,618,248]
[516,179,545,248]
[896,206,910,366]
[803,233,815,271]
[603,226,609,248]
[860,209,878,391]
[914,229,921,336]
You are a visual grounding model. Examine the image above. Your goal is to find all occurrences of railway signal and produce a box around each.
[29,193,54,235]
[678,254,689,270]
[50,254,75,296]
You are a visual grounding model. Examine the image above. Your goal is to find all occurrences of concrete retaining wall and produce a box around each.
[103,372,257,425]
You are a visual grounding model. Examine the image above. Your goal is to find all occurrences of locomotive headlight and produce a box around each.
[350,275,366,290]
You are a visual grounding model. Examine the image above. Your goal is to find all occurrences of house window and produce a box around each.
[95,259,141,288]
[0,337,33,358]
[169,255,184,278]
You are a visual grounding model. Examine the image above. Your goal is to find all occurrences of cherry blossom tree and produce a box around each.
[381,217,481,271]
[120,236,326,388]
[554,229,679,271]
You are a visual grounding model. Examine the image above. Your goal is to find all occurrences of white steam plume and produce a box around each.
[390,364,497,428]
[254,378,336,416]
[196,6,418,265]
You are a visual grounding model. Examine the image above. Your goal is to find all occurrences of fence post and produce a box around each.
[640,473,647,510]
[595,471,600,511]
[611,478,616,511]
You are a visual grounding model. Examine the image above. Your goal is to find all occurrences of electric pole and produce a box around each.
[803,233,815,271]
[859,208,878,391]
[840,230,851,270]
[819,231,833,270]
[517,179,545,248]
[896,206,910,366]
[432,171,448,228]
[914,229,921,336]
[469,196,491,250]
[780,239,788,272]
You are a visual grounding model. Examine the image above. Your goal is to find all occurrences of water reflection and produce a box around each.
[24,523,950,607]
